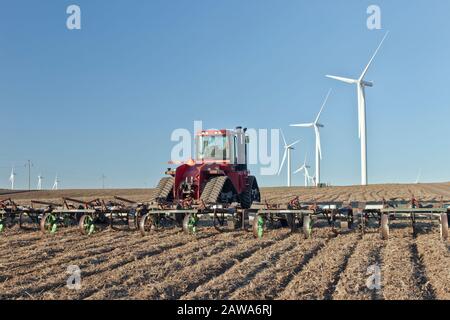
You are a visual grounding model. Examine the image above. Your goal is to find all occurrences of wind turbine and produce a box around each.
[278,130,300,187]
[326,32,389,186]
[37,174,44,190]
[290,89,332,187]
[415,168,422,184]
[101,174,106,189]
[9,167,16,190]
[52,175,59,190]
[294,154,311,187]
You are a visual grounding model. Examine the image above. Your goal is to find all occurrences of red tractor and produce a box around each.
[152,126,260,209]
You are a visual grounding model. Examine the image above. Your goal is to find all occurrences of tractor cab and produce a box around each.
[195,127,248,168]
[155,126,259,209]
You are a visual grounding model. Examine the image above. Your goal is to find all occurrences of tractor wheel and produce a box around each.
[182,213,199,234]
[380,214,389,240]
[200,176,234,205]
[303,215,312,239]
[79,214,95,236]
[152,177,174,203]
[40,212,58,234]
[440,213,448,241]
[252,215,265,238]
[239,176,260,209]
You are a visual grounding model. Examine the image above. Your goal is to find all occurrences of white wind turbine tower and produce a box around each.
[326,32,389,186]
[294,154,311,187]
[37,174,44,190]
[278,130,300,187]
[52,175,59,190]
[415,168,422,184]
[290,89,332,187]
[9,167,16,190]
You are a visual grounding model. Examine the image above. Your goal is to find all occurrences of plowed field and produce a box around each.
[1,183,449,300]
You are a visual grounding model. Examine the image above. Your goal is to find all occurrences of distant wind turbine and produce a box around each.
[326,32,389,186]
[101,174,106,189]
[415,169,422,184]
[9,167,16,190]
[278,129,300,187]
[52,175,59,190]
[290,89,332,187]
[294,154,311,187]
[37,174,44,190]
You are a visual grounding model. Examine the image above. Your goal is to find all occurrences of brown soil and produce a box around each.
[0,183,449,300]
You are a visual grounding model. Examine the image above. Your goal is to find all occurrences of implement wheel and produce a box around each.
[139,213,158,236]
[380,214,389,240]
[440,213,448,241]
[303,215,313,239]
[40,212,58,234]
[252,215,265,238]
[182,213,199,235]
[175,212,185,227]
[285,213,297,232]
[79,214,95,235]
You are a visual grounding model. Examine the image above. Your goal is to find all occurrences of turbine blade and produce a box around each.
[359,31,389,81]
[280,128,287,147]
[315,88,332,123]
[326,75,358,84]
[278,149,287,175]
[290,123,314,128]
[294,165,305,174]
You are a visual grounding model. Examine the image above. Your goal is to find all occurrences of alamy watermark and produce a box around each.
[66,5,81,30]
[66,265,82,290]
[366,264,381,290]
[170,121,281,176]
[367,5,382,30]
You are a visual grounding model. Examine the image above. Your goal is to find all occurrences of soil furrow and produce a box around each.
[50,231,246,299]
[332,232,385,300]
[415,230,450,299]
[181,233,299,299]
[381,226,431,300]
[129,230,291,300]
[0,231,216,299]
[277,233,359,300]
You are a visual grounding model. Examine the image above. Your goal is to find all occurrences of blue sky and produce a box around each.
[1,0,449,189]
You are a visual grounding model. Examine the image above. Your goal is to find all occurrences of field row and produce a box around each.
[0,223,448,300]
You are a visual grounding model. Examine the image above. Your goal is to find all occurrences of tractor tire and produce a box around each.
[239,176,260,209]
[200,176,231,205]
[152,177,174,203]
